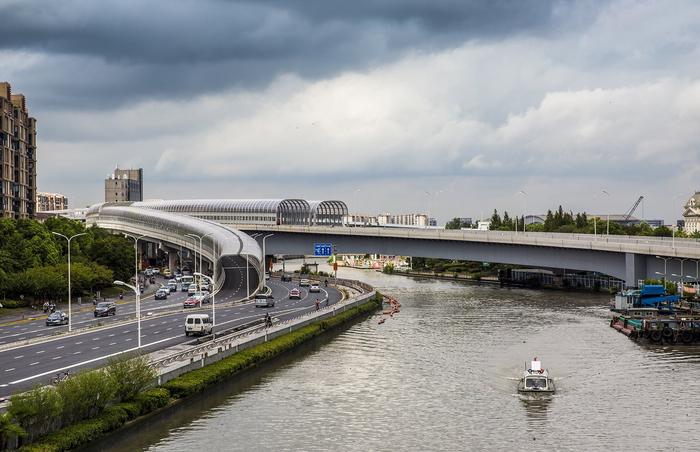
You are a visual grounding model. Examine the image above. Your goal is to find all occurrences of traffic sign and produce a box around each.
[314,243,333,256]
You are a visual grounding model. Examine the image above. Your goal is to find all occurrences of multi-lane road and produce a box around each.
[0,276,342,399]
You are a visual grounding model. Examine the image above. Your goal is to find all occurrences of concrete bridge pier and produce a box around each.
[625,253,647,288]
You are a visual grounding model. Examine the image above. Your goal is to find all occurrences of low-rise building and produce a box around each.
[37,192,68,211]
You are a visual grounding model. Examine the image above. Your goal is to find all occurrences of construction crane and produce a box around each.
[623,196,644,223]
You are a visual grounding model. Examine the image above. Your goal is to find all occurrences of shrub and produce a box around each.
[56,371,115,425]
[106,353,156,402]
[7,386,62,441]
[0,299,30,308]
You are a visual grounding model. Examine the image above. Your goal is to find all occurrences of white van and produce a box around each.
[181,275,194,291]
[185,314,212,336]
[188,283,198,296]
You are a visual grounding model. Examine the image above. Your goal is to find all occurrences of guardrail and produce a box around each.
[150,281,377,384]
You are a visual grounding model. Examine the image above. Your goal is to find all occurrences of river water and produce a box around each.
[88,265,700,451]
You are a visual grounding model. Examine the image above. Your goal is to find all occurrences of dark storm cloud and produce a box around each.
[0,0,586,109]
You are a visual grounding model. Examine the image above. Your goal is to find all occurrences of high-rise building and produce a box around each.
[36,192,69,211]
[105,168,143,202]
[0,82,37,219]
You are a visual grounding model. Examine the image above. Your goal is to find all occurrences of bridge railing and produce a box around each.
[240,224,700,258]
[149,281,377,382]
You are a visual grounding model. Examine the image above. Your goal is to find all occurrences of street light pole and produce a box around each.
[195,272,216,335]
[121,233,145,348]
[655,256,671,289]
[518,190,527,234]
[186,233,203,284]
[261,234,274,290]
[52,231,87,332]
[114,280,141,348]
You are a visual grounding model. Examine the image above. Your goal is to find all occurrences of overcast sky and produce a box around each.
[2,0,699,223]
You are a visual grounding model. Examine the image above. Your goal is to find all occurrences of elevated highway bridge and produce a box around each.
[236,225,700,287]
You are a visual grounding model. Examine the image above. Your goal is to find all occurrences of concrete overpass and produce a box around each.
[86,203,263,298]
[236,225,700,287]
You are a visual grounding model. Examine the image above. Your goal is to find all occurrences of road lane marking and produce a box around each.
[75,341,83,345]
[5,368,15,372]
[14,355,23,359]
[91,346,100,350]
[52,356,61,360]
[92,337,100,341]
[36,350,45,354]
[8,334,184,385]
[109,342,116,346]
[29,362,39,366]
[56,346,64,349]
[73,351,81,355]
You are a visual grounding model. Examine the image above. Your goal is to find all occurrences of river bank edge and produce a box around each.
[17,294,383,452]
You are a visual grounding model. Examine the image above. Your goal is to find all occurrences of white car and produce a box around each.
[185,314,212,336]
[299,279,310,287]
[188,283,197,296]
[309,284,320,293]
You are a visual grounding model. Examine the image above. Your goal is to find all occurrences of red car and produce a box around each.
[183,297,201,309]
[289,288,301,299]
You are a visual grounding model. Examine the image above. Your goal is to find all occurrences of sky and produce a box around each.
[2,0,699,223]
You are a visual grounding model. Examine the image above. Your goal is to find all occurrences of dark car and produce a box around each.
[94,302,116,317]
[46,311,69,326]
[281,274,292,282]
[155,288,169,300]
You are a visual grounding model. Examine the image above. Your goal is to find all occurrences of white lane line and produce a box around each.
[52,356,61,360]
[153,331,160,334]
[8,334,183,385]
[75,341,83,345]
[122,330,130,334]
[125,338,132,341]
[29,362,39,366]
[108,334,115,337]
[5,368,15,372]
[56,346,64,349]
[92,337,100,341]
[109,342,116,346]
[73,351,81,355]
[14,355,23,359]
[36,350,45,354]
[166,327,172,331]
[91,346,100,350]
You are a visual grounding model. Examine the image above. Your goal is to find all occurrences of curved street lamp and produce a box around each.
[52,231,87,332]
[114,280,142,348]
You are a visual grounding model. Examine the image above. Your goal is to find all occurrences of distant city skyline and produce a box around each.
[2,0,699,223]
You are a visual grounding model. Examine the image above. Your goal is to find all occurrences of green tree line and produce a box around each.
[0,217,134,305]
[467,205,700,237]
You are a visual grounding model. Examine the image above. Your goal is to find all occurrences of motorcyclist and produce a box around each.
[43,301,49,313]
[324,279,328,287]
[265,312,272,327]
[119,291,124,300]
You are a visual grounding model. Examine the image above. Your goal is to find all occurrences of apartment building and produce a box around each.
[105,168,143,202]
[37,192,68,211]
[0,82,37,219]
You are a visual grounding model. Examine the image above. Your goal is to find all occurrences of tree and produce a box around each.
[445,218,463,229]
[489,210,502,230]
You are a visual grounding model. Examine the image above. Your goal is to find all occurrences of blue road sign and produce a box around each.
[314,243,333,256]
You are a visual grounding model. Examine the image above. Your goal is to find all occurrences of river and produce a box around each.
[86,264,700,451]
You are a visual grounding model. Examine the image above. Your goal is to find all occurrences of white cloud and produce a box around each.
[31,0,700,222]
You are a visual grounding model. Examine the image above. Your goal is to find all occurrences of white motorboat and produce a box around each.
[517,357,555,393]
